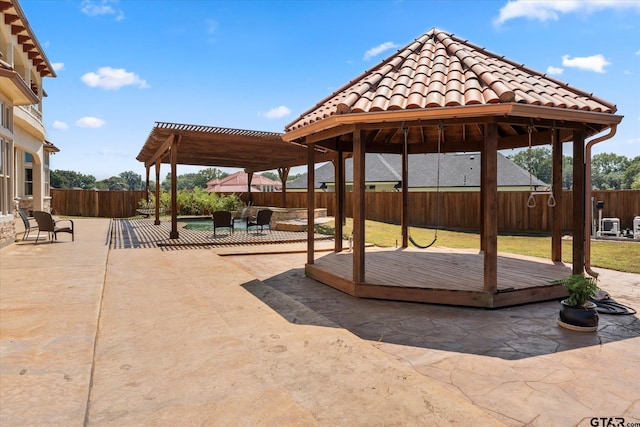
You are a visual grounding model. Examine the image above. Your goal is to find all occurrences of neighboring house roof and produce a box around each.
[206,171,281,192]
[286,28,616,133]
[287,152,546,189]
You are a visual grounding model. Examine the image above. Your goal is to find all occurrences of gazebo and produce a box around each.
[282,28,623,308]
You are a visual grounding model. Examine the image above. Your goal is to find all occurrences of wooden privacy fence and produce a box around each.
[237,189,639,232]
[51,188,639,232]
[51,189,147,218]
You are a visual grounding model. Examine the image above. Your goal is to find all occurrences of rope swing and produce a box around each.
[406,122,443,249]
[526,124,556,208]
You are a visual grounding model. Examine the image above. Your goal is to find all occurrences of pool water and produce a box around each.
[180,217,247,231]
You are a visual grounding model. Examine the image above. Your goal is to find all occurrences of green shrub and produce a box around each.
[144,190,241,216]
[555,274,599,306]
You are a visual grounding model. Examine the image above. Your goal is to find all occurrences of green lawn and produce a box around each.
[315,219,640,274]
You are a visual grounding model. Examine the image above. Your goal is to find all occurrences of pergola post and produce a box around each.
[154,159,161,225]
[145,164,150,203]
[169,134,180,239]
[334,146,345,252]
[353,129,366,283]
[247,172,254,206]
[572,128,586,274]
[307,139,315,265]
[551,128,563,261]
[482,123,498,292]
[277,167,289,208]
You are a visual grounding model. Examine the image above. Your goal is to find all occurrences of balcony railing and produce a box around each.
[18,104,43,123]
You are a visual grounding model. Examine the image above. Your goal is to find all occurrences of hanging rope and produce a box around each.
[408,122,442,249]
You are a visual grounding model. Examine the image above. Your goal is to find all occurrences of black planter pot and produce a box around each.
[558,300,599,331]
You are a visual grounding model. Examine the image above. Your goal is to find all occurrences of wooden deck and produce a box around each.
[306,247,572,308]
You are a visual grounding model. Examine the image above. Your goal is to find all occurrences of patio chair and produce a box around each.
[246,209,273,234]
[32,211,74,243]
[18,208,38,241]
[212,211,234,236]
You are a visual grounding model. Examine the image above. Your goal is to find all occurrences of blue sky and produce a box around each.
[22,0,640,180]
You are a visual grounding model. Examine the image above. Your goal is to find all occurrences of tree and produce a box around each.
[260,171,281,183]
[622,156,640,190]
[508,147,552,184]
[96,176,128,190]
[286,173,304,183]
[562,155,573,189]
[51,170,96,189]
[591,153,630,190]
[119,171,143,190]
[193,168,228,188]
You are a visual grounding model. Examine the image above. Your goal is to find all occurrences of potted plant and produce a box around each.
[555,274,600,331]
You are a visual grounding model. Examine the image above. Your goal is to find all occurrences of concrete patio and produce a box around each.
[1,217,638,426]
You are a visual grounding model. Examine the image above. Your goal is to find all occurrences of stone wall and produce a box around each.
[0,215,16,249]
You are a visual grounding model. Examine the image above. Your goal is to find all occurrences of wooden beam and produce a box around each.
[307,140,315,265]
[145,132,174,169]
[551,128,563,261]
[306,124,356,144]
[482,123,498,292]
[353,130,366,283]
[572,128,586,274]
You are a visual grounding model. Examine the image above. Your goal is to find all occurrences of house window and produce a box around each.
[0,138,12,215]
[24,168,33,196]
[0,101,12,131]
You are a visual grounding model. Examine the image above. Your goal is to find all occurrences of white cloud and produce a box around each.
[52,120,68,130]
[81,0,124,21]
[363,42,399,61]
[76,117,106,128]
[205,18,217,34]
[494,0,640,25]
[52,62,65,72]
[261,106,291,119]
[546,66,563,75]
[81,67,149,90]
[636,49,640,56]
[561,54,610,73]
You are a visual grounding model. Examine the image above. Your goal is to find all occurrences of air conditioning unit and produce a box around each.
[601,218,620,237]
[633,216,640,240]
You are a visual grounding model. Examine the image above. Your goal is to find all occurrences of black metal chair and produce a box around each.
[212,211,234,236]
[246,209,273,234]
[18,208,38,241]
[32,211,74,243]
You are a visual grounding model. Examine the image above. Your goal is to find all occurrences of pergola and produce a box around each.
[281,28,623,307]
[136,122,334,238]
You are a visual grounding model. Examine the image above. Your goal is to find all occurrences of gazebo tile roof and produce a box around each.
[285,28,616,133]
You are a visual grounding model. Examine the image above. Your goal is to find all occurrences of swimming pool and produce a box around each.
[180,217,247,231]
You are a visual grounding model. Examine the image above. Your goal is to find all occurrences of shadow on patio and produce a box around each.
[242,266,640,361]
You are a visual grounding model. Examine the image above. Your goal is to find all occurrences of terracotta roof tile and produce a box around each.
[286,28,616,132]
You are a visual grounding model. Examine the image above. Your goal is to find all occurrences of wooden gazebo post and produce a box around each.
[307,140,315,265]
[572,128,586,274]
[353,129,366,283]
[482,123,498,292]
[401,128,409,248]
[334,146,345,252]
[551,128,563,261]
